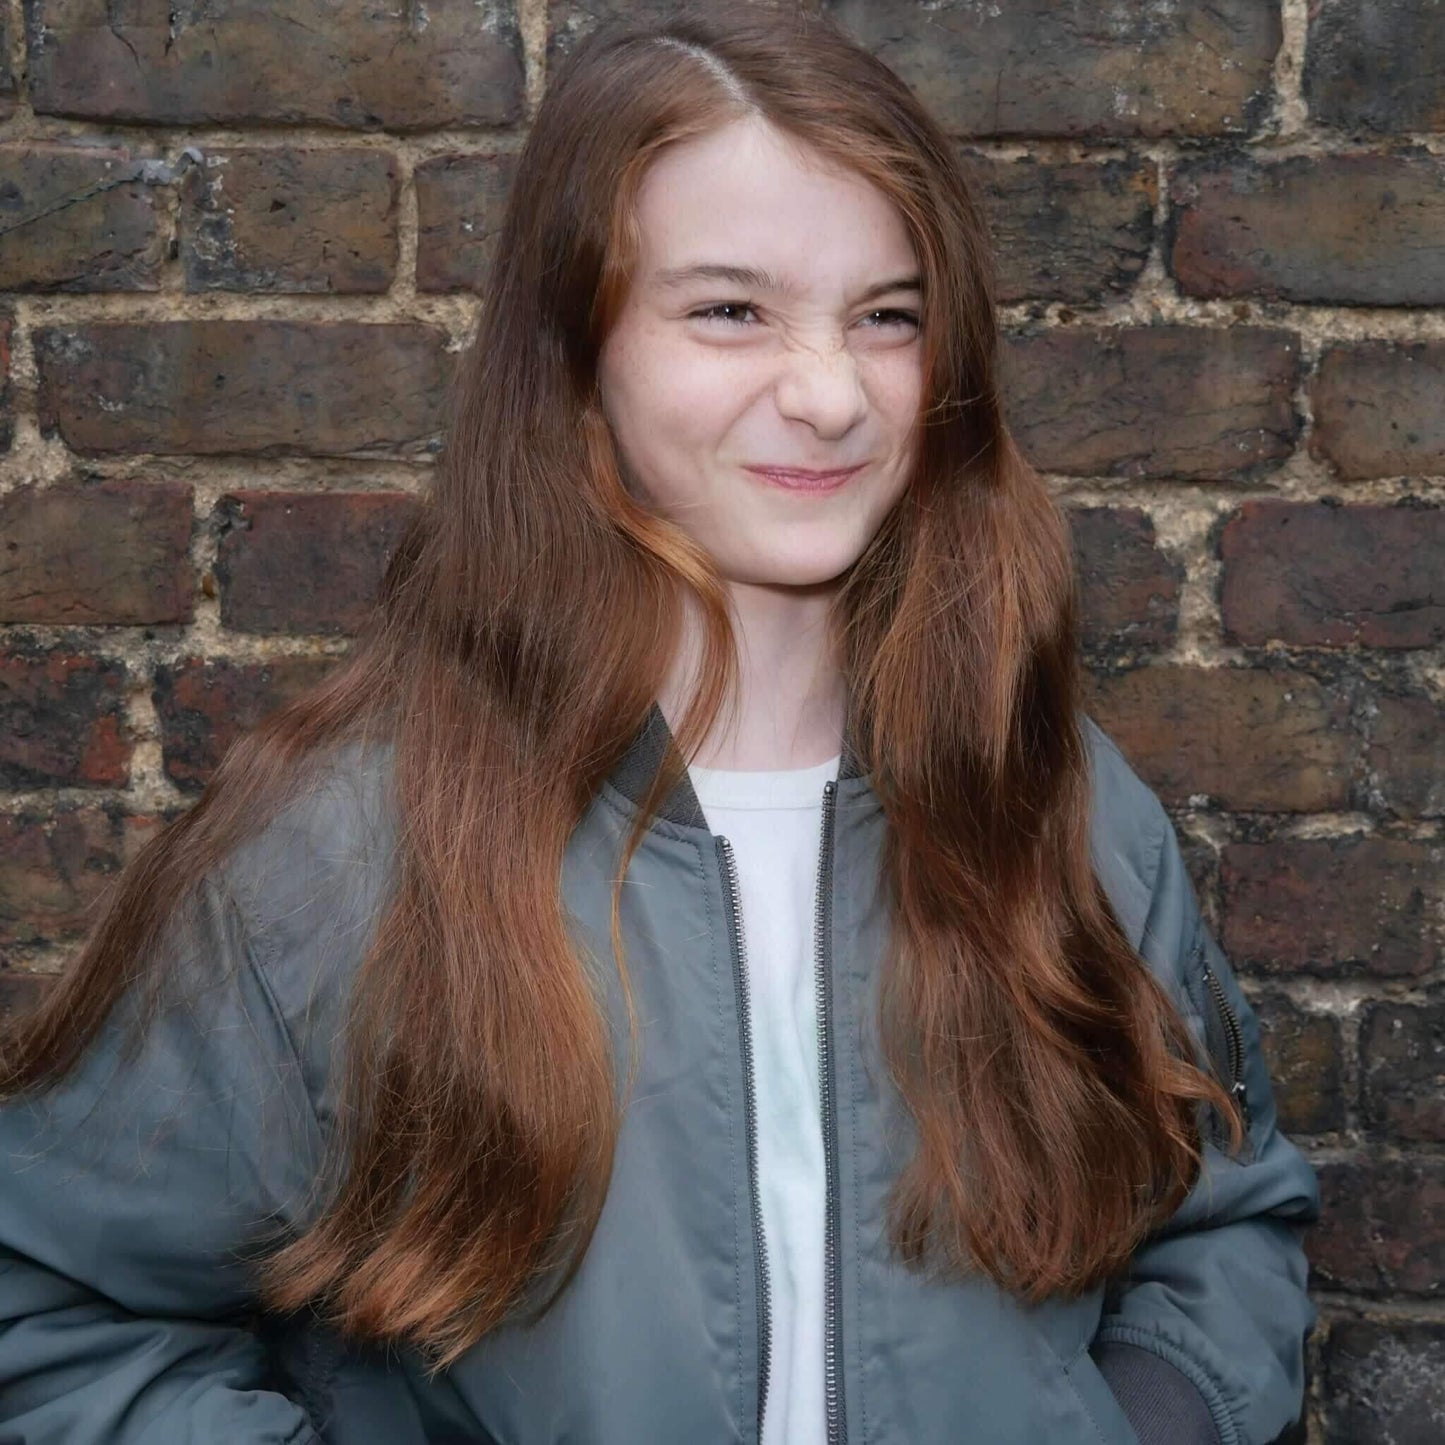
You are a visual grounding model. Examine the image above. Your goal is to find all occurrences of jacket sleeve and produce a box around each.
[1090,805,1321,1445]
[0,874,328,1444]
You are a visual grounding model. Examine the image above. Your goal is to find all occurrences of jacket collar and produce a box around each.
[606,700,866,828]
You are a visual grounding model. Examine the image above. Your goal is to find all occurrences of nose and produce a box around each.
[773,337,868,438]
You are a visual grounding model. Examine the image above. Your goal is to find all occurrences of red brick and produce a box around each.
[1067,506,1181,653]
[33,322,451,457]
[958,153,1156,305]
[1312,342,1445,479]
[1003,326,1300,480]
[153,655,342,792]
[1222,837,1441,979]
[1221,500,1445,650]
[1082,666,1353,812]
[798,0,1278,137]
[1311,1157,1445,1297]
[214,491,418,636]
[1368,694,1445,818]
[28,0,524,129]
[0,807,165,946]
[0,650,130,789]
[1323,1321,1445,1444]
[0,971,50,1021]
[0,309,13,454]
[1304,0,1445,133]
[1170,153,1445,305]
[0,145,164,292]
[1361,1003,1445,1144]
[415,151,519,294]
[0,479,194,625]
[179,148,399,294]
[1251,992,1346,1135]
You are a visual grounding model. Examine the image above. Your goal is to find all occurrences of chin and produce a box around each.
[737,548,862,588]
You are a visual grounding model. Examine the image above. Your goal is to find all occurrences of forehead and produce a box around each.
[630,116,917,285]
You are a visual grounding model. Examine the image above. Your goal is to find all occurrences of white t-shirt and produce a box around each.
[686,751,840,1445]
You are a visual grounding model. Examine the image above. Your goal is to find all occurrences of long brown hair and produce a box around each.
[1,2,1239,1372]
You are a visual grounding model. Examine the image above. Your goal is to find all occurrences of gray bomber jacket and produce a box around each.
[0,705,1320,1445]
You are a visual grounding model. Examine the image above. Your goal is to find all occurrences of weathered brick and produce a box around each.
[1305,0,1445,134]
[1003,327,1300,480]
[0,650,130,789]
[1361,1002,1445,1143]
[153,654,341,791]
[0,144,164,291]
[0,479,194,625]
[816,0,1278,137]
[1311,1157,1445,1297]
[1251,992,1346,1135]
[0,806,165,945]
[415,151,519,293]
[33,322,451,457]
[1067,506,1181,652]
[958,154,1156,305]
[214,490,418,635]
[27,0,525,129]
[1323,1321,1445,1444]
[1220,500,1445,650]
[1312,342,1445,479]
[0,309,13,454]
[1368,693,1445,818]
[0,971,50,1021]
[179,148,399,294]
[1222,837,1442,979]
[1082,666,1353,812]
[1170,152,1445,305]
[1177,834,1221,937]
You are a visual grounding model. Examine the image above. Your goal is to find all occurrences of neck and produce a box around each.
[657,580,847,771]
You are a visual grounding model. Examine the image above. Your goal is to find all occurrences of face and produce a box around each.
[596,115,925,590]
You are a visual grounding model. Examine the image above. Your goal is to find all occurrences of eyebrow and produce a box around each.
[652,263,923,305]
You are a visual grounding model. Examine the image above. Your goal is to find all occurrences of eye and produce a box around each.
[690,301,758,326]
[861,309,920,330]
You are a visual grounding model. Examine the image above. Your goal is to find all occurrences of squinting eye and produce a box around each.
[691,302,757,326]
[863,309,920,329]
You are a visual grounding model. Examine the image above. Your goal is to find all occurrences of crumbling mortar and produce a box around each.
[0,942,71,977]
[0,321,89,495]
[1272,0,1311,140]
[6,117,529,158]
[389,148,420,309]
[5,285,479,341]
[1315,1295,1445,1326]
[519,0,549,119]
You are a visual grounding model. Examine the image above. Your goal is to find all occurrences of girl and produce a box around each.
[0,6,1318,1443]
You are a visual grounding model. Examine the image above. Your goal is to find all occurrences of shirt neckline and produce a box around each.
[686,752,842,810]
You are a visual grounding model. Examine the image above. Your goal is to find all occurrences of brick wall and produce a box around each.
[0,2,1441,1438]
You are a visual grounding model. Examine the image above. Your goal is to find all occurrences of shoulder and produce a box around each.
[1079,713,1171,953]
[213,737,401,1038]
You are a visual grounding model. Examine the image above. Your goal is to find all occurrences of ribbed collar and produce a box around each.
[604,700,867,829]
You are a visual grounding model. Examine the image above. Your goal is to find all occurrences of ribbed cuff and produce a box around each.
[1092,1340,1222,1445]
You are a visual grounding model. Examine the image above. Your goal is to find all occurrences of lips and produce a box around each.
[743,463,863,491]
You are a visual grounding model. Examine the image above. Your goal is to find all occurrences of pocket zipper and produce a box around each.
[1201,961,1252,1135]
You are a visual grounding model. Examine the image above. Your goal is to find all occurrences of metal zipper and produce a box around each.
[716,835,773,1443]
[1202,961,1252,1133]
[813,779,847,1445]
